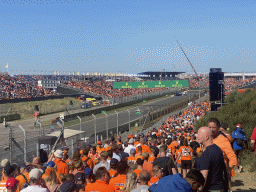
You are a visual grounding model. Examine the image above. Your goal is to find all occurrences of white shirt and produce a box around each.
[124,144,136,155]
[20,185,49,192]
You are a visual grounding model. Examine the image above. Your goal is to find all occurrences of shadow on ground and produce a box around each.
[232,180,244,187]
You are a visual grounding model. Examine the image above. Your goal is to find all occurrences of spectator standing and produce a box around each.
[93,151,110,174]
[131,170,150,192]
[197,127,228,192]
[121,172,137,192]
[111,144,121,162]
[0,164,16,192]
[127,149,137,164]
[124,139,136,155]
[133,159,143,177]
[250,126,256,158]
[148,166,163,187]
[108,159,118,178]
[16,163,30,191]
[52,149,69,175]
[231,124,247,172]
[152,146,177,177]
[142,152,153,176]
[20,168,48,192]
[116,145,129,162]
[6,177,19,192]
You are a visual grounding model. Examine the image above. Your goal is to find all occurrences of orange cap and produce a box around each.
[97,141,102,145]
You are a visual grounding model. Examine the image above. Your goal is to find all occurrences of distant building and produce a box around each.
[38,80,60,88]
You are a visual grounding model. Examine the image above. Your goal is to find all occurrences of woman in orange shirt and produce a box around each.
[176,139,193,178]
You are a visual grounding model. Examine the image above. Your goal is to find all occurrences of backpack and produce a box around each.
[21,174,29,189]
[236,138,243,146]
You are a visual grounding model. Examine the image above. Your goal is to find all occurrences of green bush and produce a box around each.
[0,114,21,123]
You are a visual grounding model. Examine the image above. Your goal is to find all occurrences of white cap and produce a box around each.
[29,168,42,180]
[54,149,63,158]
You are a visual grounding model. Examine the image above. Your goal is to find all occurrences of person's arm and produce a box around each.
[26,162,43,169]
[199,170,209,191]
[251,140,255,152]
[172,168,177,175]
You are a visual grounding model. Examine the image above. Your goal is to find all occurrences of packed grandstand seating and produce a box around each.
[1,73,256,100]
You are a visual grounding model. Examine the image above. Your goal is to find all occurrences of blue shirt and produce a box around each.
[149,173,191,192]
[232,128,247,150]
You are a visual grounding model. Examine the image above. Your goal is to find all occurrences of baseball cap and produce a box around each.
[29,168,42,180]
[54,149,63,158]
[128,134,133,139]
[128,138,134,144]
[45,161,55,168]
[236,124,242,128]
[74,172,85,189]
[84,168,92,176]
[130,148,136,154]
[59,181,76,192]
[97,141,102,145]
[110,158,118,167]
[6,177,19,189]
[1,159,10,168]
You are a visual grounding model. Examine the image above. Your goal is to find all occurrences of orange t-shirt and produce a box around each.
[143,161,153,176]
[171,141,179,148]
[127,156,137,164]
[135,155,143,161]
[148,157,155,164]
[135,145,151,154]
[109,170,117,178]
[178,146,193,161]
[96,147,105,154]
[85,180,114,192]
[148,177,159,186]
[109,174,126,192]
[133,169,142,177]
[134,142,140,146]
[196,147,203,153]
[81,157,94,169]
[168,144,176,155]
[16,172,29,191]
[54,158,69,175]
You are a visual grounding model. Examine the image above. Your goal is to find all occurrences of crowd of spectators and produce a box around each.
[0,74,59,100]
[0,99,244,192]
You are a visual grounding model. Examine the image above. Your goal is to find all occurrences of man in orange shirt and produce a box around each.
[148,148,156,164]
[109,161,128,192]
[108,159,118,178]
[0,164,16,192]
[135,138,151,154]
[133,158,143,177]
[85,167,114,192]
[142,152,153,176]
[16,163,29,191]
[127,149,137,164]
[53,149,69,175]
[81,148,94,170]
[89,146,100,164]
[96,141,105,154]
[148,165,163,187]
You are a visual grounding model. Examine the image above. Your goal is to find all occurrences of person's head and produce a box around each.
[100,151,108,161]
[221,123,228,130]
[183,139,188,147]
[29,168,43,185]
[208,117,220,138]
[32,157,40,165]
[66,174,74,181]
[142,152,149,161]
[95,167,110,182]
[73,160,83,171]
[236,124,242,129]
[107,150,113,159]
[1,159,10,169]
[139,169,150,185]
[122,171,137,192]
[97,140,103,147]
[128,138,134,145]
[116,161,128,175]
[4,165,15,178]
[6,177,19,192]
[19,163,29,174]
[159,145,166,156]
[150,148,156,157]
[152,165,163,179]
[136,158,144,167]
[160,138,165,144]
[117,144,123,152]
[185,169,205,191]
[110,158,118,169]
[90,146,96,154]
[137,146,142,153]
[130,148,136,156]
[44,167,57,185]
[111,144,117,153]
[140,138,145,144]
[54,149,63,159]
[82,148,90,156]
[197,127,213,146]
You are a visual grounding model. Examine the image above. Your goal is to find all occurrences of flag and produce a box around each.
[5,63,8,68]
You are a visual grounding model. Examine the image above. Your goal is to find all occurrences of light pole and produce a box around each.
[127,109,130,133]
[115,111,118,136]
[103,112,108,140]
[92,114,96,144]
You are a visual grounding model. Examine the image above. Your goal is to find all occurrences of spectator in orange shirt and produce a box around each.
[108,159,118,178]
[133,158,143,177]
[16,163,30,191]
[148,165,163,187]
[96,141,105,154]
[0,164,16,192]
[142,152,153,176]
[81,148,94,170]
[109,161,129,192]
[135,138,151,154]
[135,146,143,160]
[53,149,69,175]
[85,167,114,192]
[89,146,100,164]
[148,148,156,164]
[121,171,137,192]
[127,149,137,164]
[1,159,10,181]
[176,139,193,178]
[171,136,179,148]
[175,149,182,174]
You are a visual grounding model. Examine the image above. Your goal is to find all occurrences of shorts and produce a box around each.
[181,160,192,169]
[177,163,182,168]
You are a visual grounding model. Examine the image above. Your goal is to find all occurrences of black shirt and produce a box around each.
[152,156,175,176]
[198,144,227,191]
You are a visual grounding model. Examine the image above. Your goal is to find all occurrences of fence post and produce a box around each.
[77,116,81,131]
[115,111,118,136]
[19,125,27,162]
[103,112,108,140]
[71,138,74,157]
[92,114,96,144]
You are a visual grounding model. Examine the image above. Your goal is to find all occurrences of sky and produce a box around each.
[1,0,256,75]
